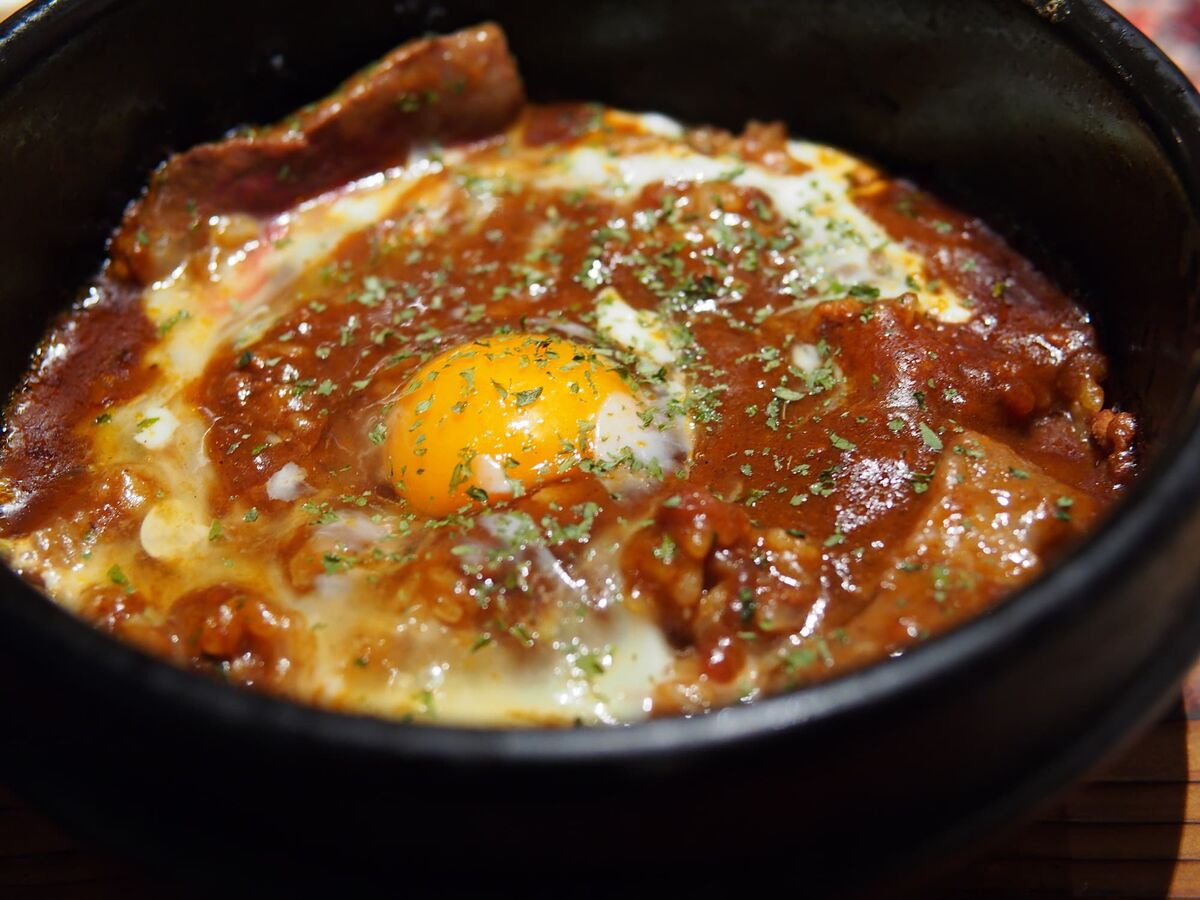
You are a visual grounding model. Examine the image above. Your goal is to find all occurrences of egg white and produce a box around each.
[2,109,972,725]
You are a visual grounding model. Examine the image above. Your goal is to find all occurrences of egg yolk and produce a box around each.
[388,334,636,516]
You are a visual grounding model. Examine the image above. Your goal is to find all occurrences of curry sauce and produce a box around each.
[0,25,1135,724]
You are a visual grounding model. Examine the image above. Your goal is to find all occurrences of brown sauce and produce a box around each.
[0,24,1136,721]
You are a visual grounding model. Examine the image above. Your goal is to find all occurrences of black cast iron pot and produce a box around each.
[0,0,1198,895]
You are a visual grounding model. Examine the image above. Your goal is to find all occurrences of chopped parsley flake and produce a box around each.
[829,432,856,452]
[653,533,677,564]
[919,422,943,451]
[156,309,190,337]
[1055,496,1074,521]
[514,387,543,407]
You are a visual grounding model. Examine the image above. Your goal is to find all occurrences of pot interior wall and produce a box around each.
[1,0,1200,892]
[1,0,1196,451]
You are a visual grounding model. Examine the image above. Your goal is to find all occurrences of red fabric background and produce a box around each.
[1113,0,1200,81]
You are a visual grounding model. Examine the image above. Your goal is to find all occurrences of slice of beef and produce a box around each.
[111,23,525,284]
[835,429,1097,664]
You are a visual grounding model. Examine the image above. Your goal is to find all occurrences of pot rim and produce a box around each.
[1,0,1198,765]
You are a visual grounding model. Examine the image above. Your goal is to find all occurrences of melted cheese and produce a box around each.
[0,109,982,726]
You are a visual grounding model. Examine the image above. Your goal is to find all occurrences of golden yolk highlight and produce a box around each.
[388,334,634,516]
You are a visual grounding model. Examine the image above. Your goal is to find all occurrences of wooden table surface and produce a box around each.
[944,665,1200,898]
[2,0,1200,896]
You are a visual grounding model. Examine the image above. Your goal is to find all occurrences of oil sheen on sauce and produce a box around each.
[0,26,1136,725]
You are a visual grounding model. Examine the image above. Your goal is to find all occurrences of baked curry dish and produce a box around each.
[0,25,1137,725]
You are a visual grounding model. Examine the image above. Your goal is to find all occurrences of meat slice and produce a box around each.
[111,23,525,284]
[836,430,1099,663]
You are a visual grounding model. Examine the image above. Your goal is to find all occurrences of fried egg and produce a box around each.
[388,332,689,516]
[0,97,999,726]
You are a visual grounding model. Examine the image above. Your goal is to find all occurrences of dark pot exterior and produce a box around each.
[0,0,1199,895]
